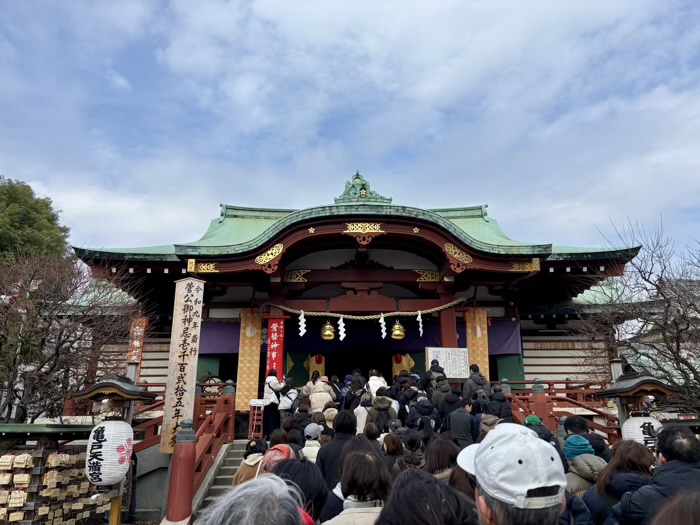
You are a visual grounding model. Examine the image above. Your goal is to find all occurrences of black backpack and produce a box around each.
[375,409,392,433]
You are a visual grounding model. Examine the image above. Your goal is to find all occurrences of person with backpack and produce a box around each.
[438,388,462,431]
[406,395,441,430]
[367,388,398,433]
[343,376,367,412]
[486,383,513,423]
[263,369,284,438]
[462,363,491,402]
[353,389,374,435]
[278,377,298,425]
[430,374,451,408]
[422,359,446,400]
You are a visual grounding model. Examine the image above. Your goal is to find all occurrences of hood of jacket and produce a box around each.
[470,372,489,388]
[243,453,264,466]
[491,392,507,402]
[604,472,651,497]
[303,440,321,450]
[436,379,451,393]
[402,388,418,401]
[312,381,330,395]
[480,414,500,431]
[443,393,461,405]
[373,396,393,410]
[430,365,445,375]
[648,459,700,497]
[415,399,435,415]
[569,454,608,483]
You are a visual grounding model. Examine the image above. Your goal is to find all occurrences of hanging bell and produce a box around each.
[321,320,336,341]
[391,320,406,340]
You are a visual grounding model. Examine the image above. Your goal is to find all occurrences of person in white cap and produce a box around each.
[456,423,567,525]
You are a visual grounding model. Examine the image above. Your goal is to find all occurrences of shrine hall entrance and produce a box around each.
[325,348,393,382]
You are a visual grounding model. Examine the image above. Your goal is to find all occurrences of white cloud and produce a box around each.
[105,69,132,92]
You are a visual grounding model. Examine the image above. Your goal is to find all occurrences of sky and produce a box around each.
[1,1,700,253]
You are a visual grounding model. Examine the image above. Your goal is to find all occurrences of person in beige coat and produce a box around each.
[564,434,608,498]
[311,380,334,413]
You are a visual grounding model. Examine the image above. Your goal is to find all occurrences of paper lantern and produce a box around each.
[621,415,662,447]
[85,420,134,486]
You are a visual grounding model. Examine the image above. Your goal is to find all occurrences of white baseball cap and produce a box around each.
[456,423,566,510]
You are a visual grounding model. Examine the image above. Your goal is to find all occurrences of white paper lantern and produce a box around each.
[85,420,134,486]
[621,415,662,447]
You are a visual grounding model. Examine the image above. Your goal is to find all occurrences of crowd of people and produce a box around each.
[195,363,700,525]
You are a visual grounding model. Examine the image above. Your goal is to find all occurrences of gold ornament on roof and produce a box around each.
[414,270,440,282]
[344,223,384,234]
[444,243,473,264]
[255,243,284,265]
[510,259,541,272]
[284,270,311,283]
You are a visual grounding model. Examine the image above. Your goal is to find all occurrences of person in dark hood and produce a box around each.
[439,388,462,430]
[613,425,700,525]
[406,395,441,430]
[447,399,478,449]
[583,440,654,525]
[422,359,446,399]
[430,375,452,408]
[462,363,491,401]
[486,383,512,423]
[391,429,425,479]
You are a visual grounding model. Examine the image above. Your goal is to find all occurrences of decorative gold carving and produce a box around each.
[413,227,420,234]
[284,270,311,283]
[510,258,541,272]
[444,243,473,264]
[343,223,384,234]
[414,270,440,282]
[187,259,196,272]
[308,227,315,234]
[196,262,218,273]
[255,243,284,265]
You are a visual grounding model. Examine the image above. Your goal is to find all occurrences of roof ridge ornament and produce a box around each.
[334,171,392,204]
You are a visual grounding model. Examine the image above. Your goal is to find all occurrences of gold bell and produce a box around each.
[321,320,335,341]
[391,320,406,340]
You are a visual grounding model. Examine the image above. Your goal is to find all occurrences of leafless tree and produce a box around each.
[0,253,144,422]
[574,222,700,412]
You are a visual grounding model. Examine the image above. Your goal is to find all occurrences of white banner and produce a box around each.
[426,347,470,379]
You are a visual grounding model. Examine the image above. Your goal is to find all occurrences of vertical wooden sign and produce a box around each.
[466,308,489,379]
[236,309,263,412]
[160,278,205,453]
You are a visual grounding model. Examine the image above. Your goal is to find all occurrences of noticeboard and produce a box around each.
[425,347,470,379]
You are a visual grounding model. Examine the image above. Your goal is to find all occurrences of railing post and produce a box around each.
[194,385,205,432]
[530,378,553,430]
[222,380,236,441]
[165,419,196,524]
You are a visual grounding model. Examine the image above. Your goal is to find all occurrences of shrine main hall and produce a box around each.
[75,174,637,408]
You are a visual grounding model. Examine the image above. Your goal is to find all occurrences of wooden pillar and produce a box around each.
[165,420,196,524]
[236,309,263,412]
[439,307,458,348]
[465,308,490,379]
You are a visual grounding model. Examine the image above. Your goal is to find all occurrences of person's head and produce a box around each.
[388,419,402,434]
[284,377,294,387]
[297,400,311,414]
[376,387,389,398]
[431,359,439,367]
[274,459,328,521]
[470,364,480,373]
[350,377,365,391]
[282,417,300,433]
[364,422,380,441]
[492,384,503,394]
[439,431,462,449]
[319,434,333,446]
[650,492,700,525]
[563,415,589,435]
[311,412,326,425]
[288,429,304,447]
[331,375,339,383]
[333,410,357,435]
[457,424,566,525]
[339,435,379,478]
[424,438,460,474]
[311,370,320,382]
[320,375,329,383]
[269,429,289,447]
[376,469,477,525]
[656,425,700,464]
[563,434,595,462]
[195,475,303,525]
[383,433,403,456]
[304,423,323,442]
[399,370,409,377]
[345,374,353,383]
[523,415,542,427]
[369,369,379,377]
[323,401,337,411]
[244,438,268,458]
[261,444,296,473]
[341,451,391,502]
[401,429,424,452]
[596,440,655,495]
[268,369,278,378]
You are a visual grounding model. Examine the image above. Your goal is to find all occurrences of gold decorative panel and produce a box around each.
[414,270,440,282]
[284,270,311,283]
[236,309,263,412]
[466,308,489,380]
[510,258,541,272]
[444,243,473,264]
[343,223,384,234]
[255,243,284,265]
[196,262,218,273]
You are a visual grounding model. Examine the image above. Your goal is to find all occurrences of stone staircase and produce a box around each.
[200,440,248,511]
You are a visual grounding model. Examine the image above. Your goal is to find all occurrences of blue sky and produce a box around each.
[1,1,700,252]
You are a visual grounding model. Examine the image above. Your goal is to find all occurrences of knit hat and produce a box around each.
[345,374,353,382]
[320,375,329,382]
[304,423,323,440]
[524,415,542,427]
[431,359,439,366]
[563,434,595,461]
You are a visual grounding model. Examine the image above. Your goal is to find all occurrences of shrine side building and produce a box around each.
[74,175,638,408]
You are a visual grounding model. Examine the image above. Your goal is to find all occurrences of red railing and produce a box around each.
[193,393,236,492]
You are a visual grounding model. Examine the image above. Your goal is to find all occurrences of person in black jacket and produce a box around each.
[447,400,478,449]
[406,396,441,429]
[486,383,512,423]
[559,491,594,525]
[316,410,357,490]
[438,389,462,430]
[583,440,654,525]
[613,425,700,525]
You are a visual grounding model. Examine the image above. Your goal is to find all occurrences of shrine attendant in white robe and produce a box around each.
[263,370,284,438]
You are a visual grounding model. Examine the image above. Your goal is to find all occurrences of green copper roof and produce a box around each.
[73,173,636,263]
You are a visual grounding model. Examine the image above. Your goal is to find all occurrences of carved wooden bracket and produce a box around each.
[443,243,473,274]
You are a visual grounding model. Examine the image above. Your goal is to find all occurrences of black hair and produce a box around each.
[364,422,380,441]
[492,383,503,393]
[657,425,700,463]
[342,451,391,502]
[269,429,289,447]
[469,364,479,373]
[424,438,460,474]
[369,369,380,377]
[339,435,379,478]
[282,417,300,433]
[417,416,436,447]
[401,429,424,452]
[376,387,389,397]
[288,428,304,447]
[438,431,461,449]
[383,434,403,456]
[333,409,358,435]
[268,369,277,377]
[311,370,320,382]
[273,459,328,521]
[388,419,403,433]
[376,469,477,525]
[244,438,268,458]
[564,415,589,435]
